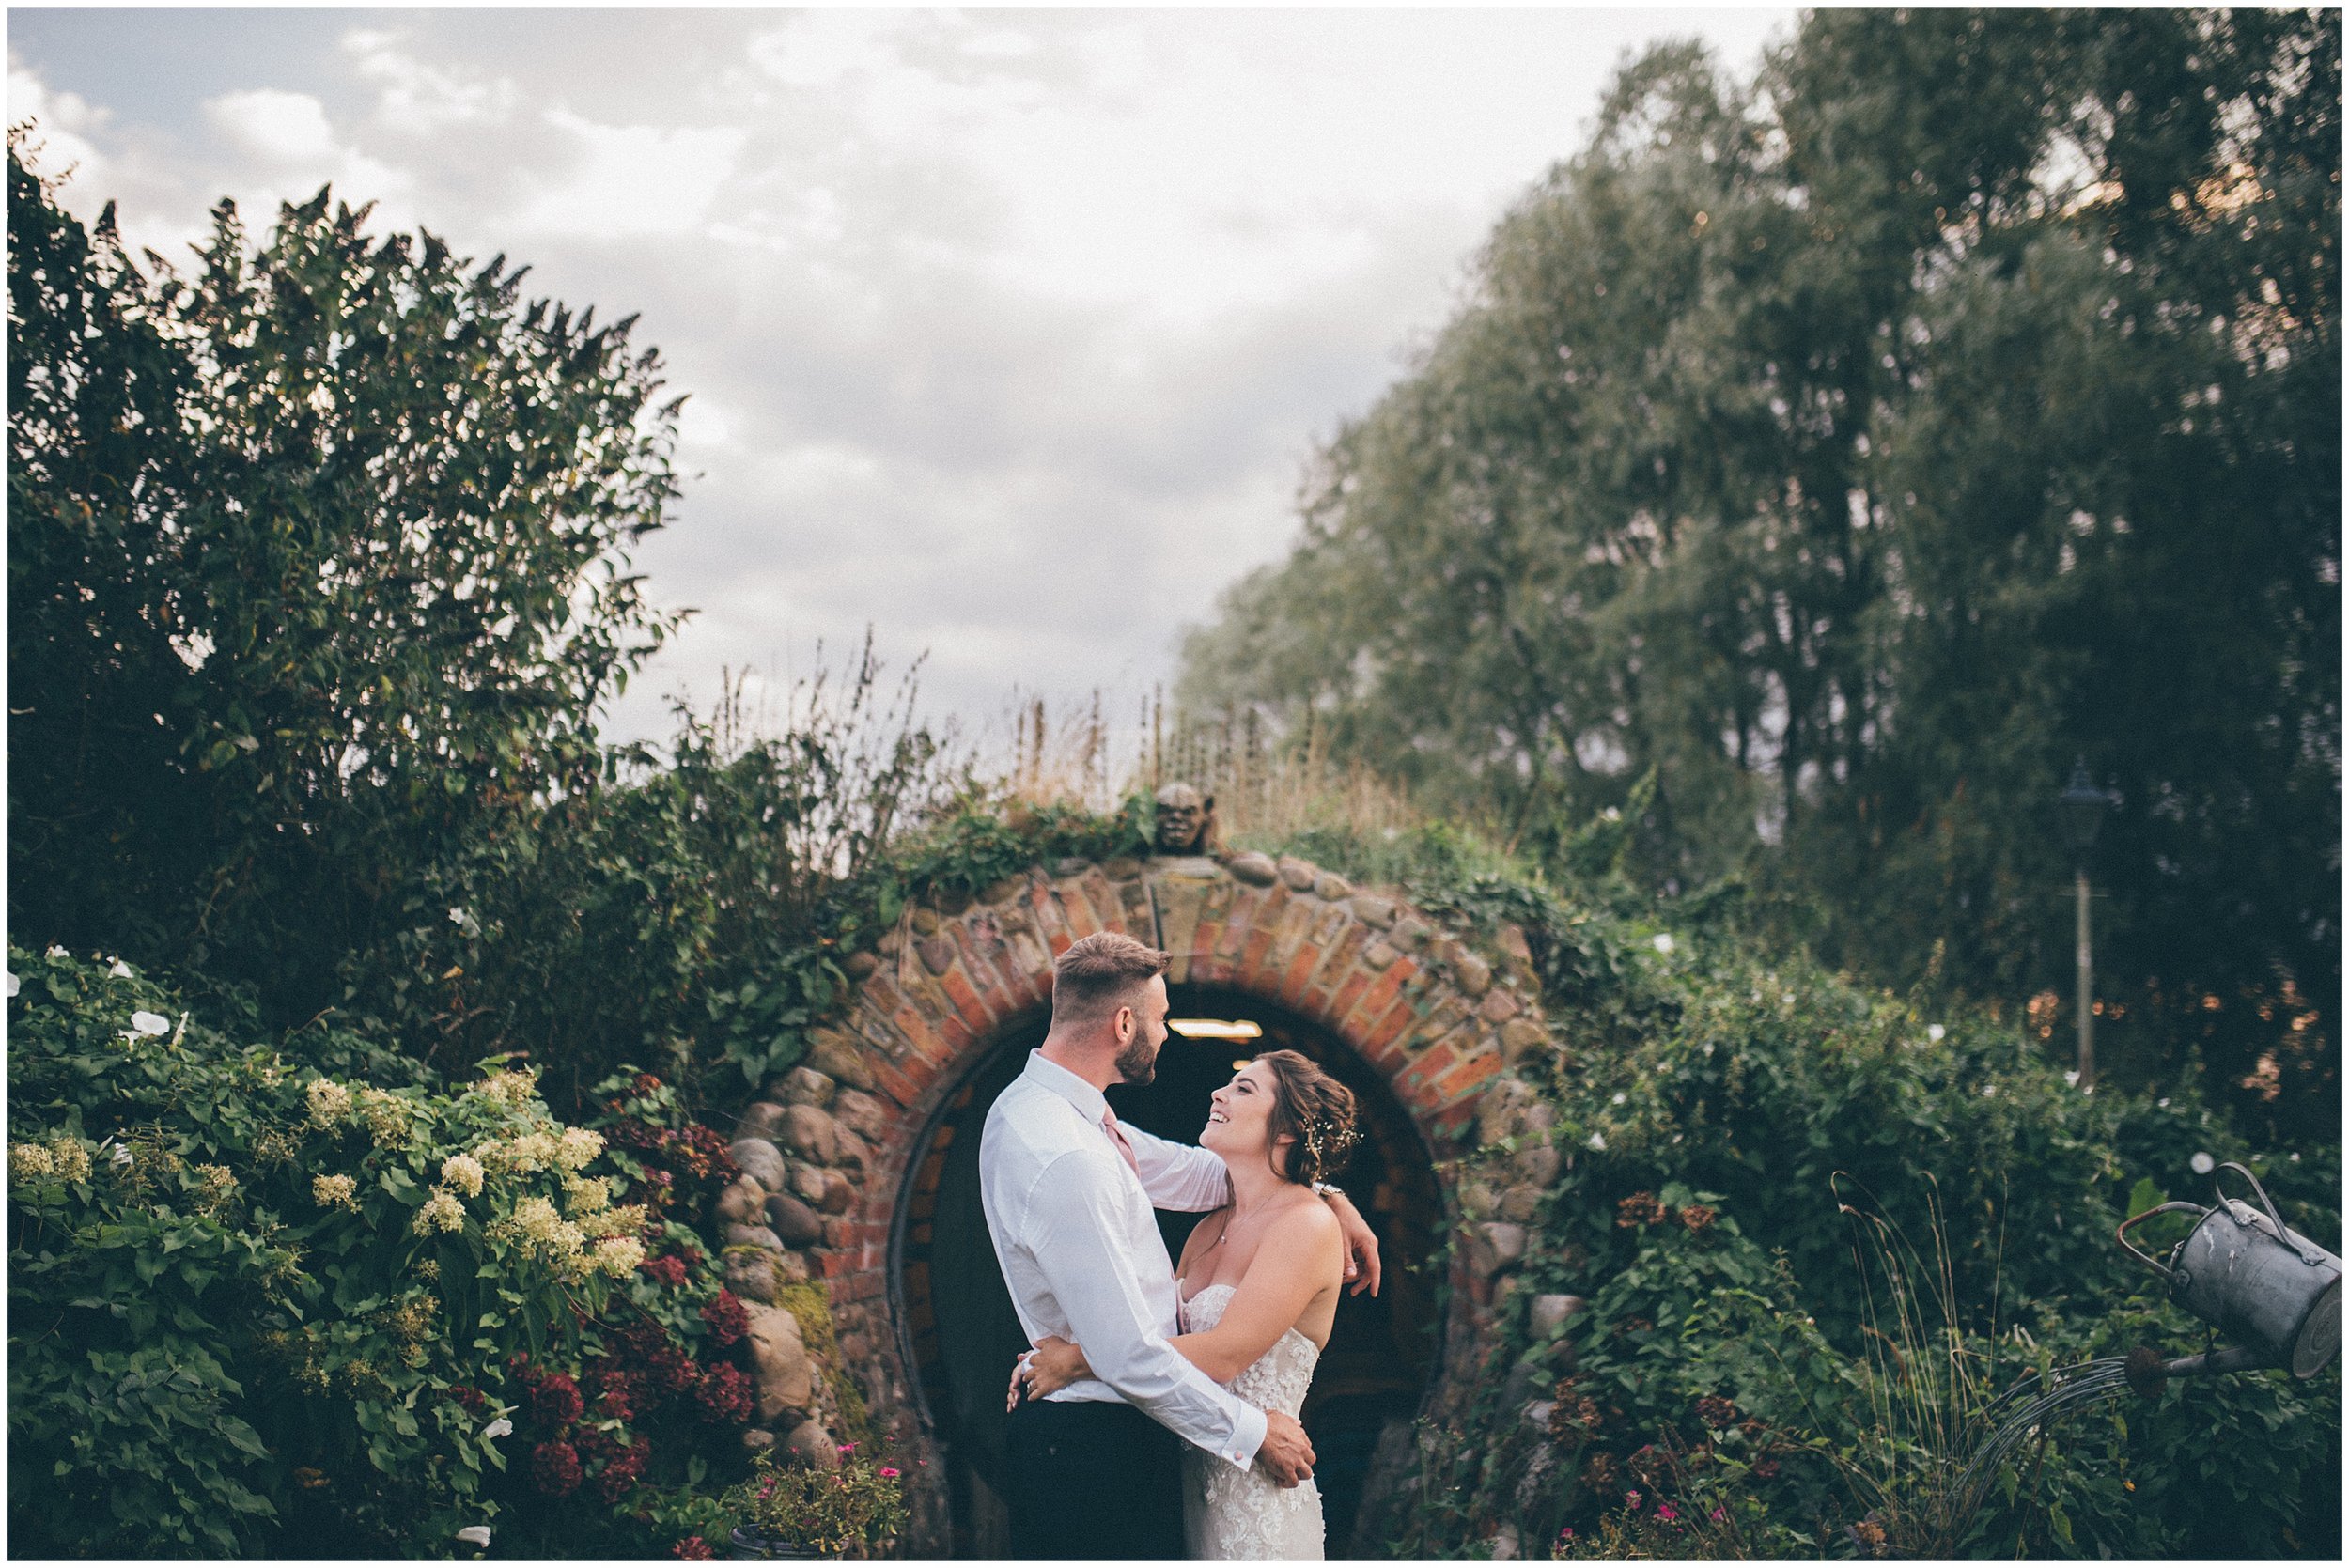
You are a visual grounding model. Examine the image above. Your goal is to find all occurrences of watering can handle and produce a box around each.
[2117,1202,2208,1281]
[2212,1161,2330,1267]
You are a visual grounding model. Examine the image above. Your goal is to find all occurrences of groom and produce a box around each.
[979,931,1382,1560]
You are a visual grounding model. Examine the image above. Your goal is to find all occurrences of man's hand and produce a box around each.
[1256,1409,1316,1488]
[1324,1190,1382,1296]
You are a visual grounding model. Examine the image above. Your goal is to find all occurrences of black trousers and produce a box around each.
[1003,1396,1185,1560]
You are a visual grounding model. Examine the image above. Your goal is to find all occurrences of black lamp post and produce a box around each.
[2059,758,2110,1089]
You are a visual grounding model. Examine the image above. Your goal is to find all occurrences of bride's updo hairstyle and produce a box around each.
[1253,1049,1361,1188]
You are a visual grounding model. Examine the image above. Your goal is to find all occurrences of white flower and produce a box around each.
[480,1418,512,1441]
[1650,933,1675,955]
[2063,1069,2080,1086]
[413,1188,467,1235]
[448,907,469,925]
[1781,992,1796,1006]
[110,1143,134,1169]
[109,959,133,978]
[1587,1131,1607,1151]
[456,1525,492,1547]
[305,1079,353,1126]
[3,971,16,999]
[2189,1151,2216,1175]
[1926,1024,1946,1043]
[128,1010,171,1037]
[313,1172,360,1211]
[1610,1092,1627,1106]
[440,1153,485,1198]
[45,944,68,959]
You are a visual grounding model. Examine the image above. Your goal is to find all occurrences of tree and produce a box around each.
[8,132,687,1023]
[1175,9,2340,1134]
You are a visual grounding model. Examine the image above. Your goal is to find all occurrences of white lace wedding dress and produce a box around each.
[1178,1282,1326,1560]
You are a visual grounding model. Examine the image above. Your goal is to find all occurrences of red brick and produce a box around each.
[1323,969,1373,1032]
[1059,883,1103,939]
[1346,957,1420,1038]
[1362,995,1421,1057]
[869,1056,926,1110]
[1190,953,1235,984]
[938,969,996,1032]
[1237,924,1282,986]
[1435,1048,1503,1105]
[1276,942,1323,1006]
[1398,1042,1460,1104]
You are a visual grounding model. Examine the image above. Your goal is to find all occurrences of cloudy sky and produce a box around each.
[9,4,1792,756]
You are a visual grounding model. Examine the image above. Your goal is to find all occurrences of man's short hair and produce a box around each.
[1051,932,1170,1027]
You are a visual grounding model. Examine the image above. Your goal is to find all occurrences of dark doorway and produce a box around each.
[893,986,1443,1558]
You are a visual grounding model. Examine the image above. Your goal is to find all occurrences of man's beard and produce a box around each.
[1114,1032,1159,1085]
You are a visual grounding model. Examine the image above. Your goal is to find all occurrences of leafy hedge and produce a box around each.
[6,946,758,1558]
[1241,818,2341,1560]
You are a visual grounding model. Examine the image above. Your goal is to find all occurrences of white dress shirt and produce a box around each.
[980,1049,1265,1469]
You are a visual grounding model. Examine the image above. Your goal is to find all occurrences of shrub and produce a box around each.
[5,947,754,1557]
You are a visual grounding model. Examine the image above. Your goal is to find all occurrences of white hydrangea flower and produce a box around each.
[305,1079,353,1127]
[440,1153,486,1198]
[412,1188,467,1235]
[564,1174,611,1214]
[47,1139,91,1183]
[591,1235,646,1278]
[553,1126,604,1172]
[9,1143,55,1182]
[312,1172,360,1212]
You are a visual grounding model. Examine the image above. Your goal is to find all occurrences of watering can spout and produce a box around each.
[2123,1342,2269,1397]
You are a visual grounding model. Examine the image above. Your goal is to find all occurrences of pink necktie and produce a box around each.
[1101,1109,1141,1178]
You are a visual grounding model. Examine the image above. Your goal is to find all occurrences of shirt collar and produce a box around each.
[1021,1048,1111,1126]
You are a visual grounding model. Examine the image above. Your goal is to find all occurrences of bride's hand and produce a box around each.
[1006,1335,1092,1409]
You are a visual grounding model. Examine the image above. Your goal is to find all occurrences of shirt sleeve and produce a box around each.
[1125,1123,1233,1213]
[1020,1150,1267,1469]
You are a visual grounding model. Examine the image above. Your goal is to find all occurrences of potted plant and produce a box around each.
[723,1445,908,1560]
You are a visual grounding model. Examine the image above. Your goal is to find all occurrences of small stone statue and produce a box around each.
[1152,782,1217,856]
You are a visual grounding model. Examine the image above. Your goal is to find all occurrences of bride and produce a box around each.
[1013,1049,1360,1560]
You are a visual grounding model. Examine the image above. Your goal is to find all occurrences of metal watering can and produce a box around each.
[2117,1161,2342,1379]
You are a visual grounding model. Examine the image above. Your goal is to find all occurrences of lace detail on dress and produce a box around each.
[1178,1283,1325,1560]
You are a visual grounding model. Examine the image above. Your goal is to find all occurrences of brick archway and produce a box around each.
[761,849,1556,1555]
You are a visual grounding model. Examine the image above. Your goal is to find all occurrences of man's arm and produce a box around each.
[1020,1151,1267,1469]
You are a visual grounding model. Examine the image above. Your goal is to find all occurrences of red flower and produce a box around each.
[594,1436,647,1502]
[530,1439,583,1497]
[640,1253,690,1289]
[649,1343,698,1394]
[525,1370,583,1429]
[634,1073,663,1094]
[695,1361,754,1425]
[700,1290,750,1347]
[446,1384,489,1414]
[672,1537,716,1560]
[588,1365,646,1421]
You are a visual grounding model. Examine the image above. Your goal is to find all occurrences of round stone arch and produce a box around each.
[764,847,1557,1556]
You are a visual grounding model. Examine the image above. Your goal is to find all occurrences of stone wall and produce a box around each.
[697,847,1570,1555]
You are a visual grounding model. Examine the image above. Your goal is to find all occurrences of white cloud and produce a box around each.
[517,109,747,239]
[345,29,517,135]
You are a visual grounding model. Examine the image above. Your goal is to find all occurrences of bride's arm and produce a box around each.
[1015,1204,1342,1400]
[1169,1204,1342,1382]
